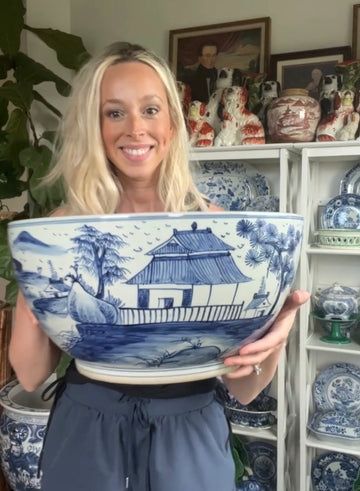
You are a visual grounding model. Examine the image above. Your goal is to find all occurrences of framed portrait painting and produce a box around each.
[270,46,352,99]
[169,18,270,102]
[353,4,360,59]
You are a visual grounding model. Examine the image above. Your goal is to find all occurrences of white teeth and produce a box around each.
[123,147,149,156]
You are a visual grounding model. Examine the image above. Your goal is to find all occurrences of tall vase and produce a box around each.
[0,379,53,491]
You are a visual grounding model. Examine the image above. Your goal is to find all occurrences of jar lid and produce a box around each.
[281,88,309,97]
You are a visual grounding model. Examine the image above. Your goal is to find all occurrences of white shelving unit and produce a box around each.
[298,141,360,491]
[190,144,301,491]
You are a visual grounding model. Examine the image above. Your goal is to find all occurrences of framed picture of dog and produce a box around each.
[269,46,352,100]
[169,17,270,103]
[353,4,360,59]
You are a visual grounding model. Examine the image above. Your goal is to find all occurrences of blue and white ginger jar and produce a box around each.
[314,282,359,320]
[0,379,52,490]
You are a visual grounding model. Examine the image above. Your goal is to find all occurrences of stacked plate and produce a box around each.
[312,451,360,490]
[316,163,360,248]
[191,160,279,212]
[308,362,360,447]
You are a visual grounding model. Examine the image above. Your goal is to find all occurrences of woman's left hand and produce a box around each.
[223,289,310,379]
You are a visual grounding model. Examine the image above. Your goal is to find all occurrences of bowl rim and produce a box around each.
[8,210,304,228]
[0,379,53,416]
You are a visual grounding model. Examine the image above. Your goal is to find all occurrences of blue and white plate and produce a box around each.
[340,163,360,195]
[191,160,270,211]
[311,451,360,491]
[308,409,360,440]
[245,441,277,491]
[321,194,360,229]
[313,363,360,414]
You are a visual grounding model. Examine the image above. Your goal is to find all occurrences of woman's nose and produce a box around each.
[126,113,145,137]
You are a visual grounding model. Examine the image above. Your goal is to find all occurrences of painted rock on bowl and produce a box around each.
[8,212,303,384]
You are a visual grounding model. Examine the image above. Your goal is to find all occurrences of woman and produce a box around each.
[9,43,309,491]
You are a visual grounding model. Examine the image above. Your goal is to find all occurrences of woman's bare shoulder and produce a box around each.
[207,203,224,212]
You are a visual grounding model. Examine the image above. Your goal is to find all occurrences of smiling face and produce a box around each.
[100,61,174,186]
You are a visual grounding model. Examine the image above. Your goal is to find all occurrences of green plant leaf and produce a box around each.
[56,353,72,378]
[5,108,29,174]
[20,146,64,215]
[0,81,33,111]
[33,90,62,118]
[353,468,360,491]
[232,446,245,485]
[0,55,12,79]
[24,25,90,70]
[5,279,18,306]
[0,0,25,55]
[232,435,250,467]
[0,161,27,199]
[14,52,71,97]
[0,97,9,128]
[0,243,13,281]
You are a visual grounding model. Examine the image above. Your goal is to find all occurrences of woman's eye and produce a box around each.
[145,106,159,116]
[106,110,124,119]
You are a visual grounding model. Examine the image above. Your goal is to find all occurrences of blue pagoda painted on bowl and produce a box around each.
[8,212,303,383]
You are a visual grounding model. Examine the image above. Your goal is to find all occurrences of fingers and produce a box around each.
[224,347,276,368]
[223,364,255,379]
[281,289,310,312]
[239,290,310,356]
[221,290,310,379]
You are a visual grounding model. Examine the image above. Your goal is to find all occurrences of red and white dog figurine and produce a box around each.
[316,89,360,141]
[187,101,215,147]
[176,81,192,118]
[214,86,265,146]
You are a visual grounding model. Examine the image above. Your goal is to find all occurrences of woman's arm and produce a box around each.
[9,292,61,391]
[222,290,310,405]
[8,208,66,391]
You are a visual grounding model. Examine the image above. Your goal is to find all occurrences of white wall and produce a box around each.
[70,0,354,60]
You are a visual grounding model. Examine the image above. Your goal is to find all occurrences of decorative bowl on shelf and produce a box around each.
[314,229,360,248]
[313,283,360,321]
[225,405,276,429]
[8,211,303,384]
[191,160,271,211]
[308,409,360,447]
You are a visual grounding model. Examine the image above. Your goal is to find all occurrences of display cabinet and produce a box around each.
[190,143,301,491]
[297,141,360,491]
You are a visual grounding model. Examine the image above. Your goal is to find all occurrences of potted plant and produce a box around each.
[0,1,90,487]
[0,0,90,305]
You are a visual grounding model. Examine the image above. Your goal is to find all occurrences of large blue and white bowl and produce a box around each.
[8,212,303,384]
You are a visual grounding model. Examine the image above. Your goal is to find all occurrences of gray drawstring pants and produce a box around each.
[40,379,236,491]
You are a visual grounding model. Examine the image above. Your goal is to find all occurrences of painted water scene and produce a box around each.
[8,213,303,376]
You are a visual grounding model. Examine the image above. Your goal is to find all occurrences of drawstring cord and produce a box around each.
[125,399,152,491]
[37,376,67,478]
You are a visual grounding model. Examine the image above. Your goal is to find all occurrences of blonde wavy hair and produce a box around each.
[46,42,208,215]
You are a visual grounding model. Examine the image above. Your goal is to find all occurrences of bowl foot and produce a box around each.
[75,360,234,384]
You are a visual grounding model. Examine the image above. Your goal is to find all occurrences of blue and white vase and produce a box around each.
[0,379,52,491]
